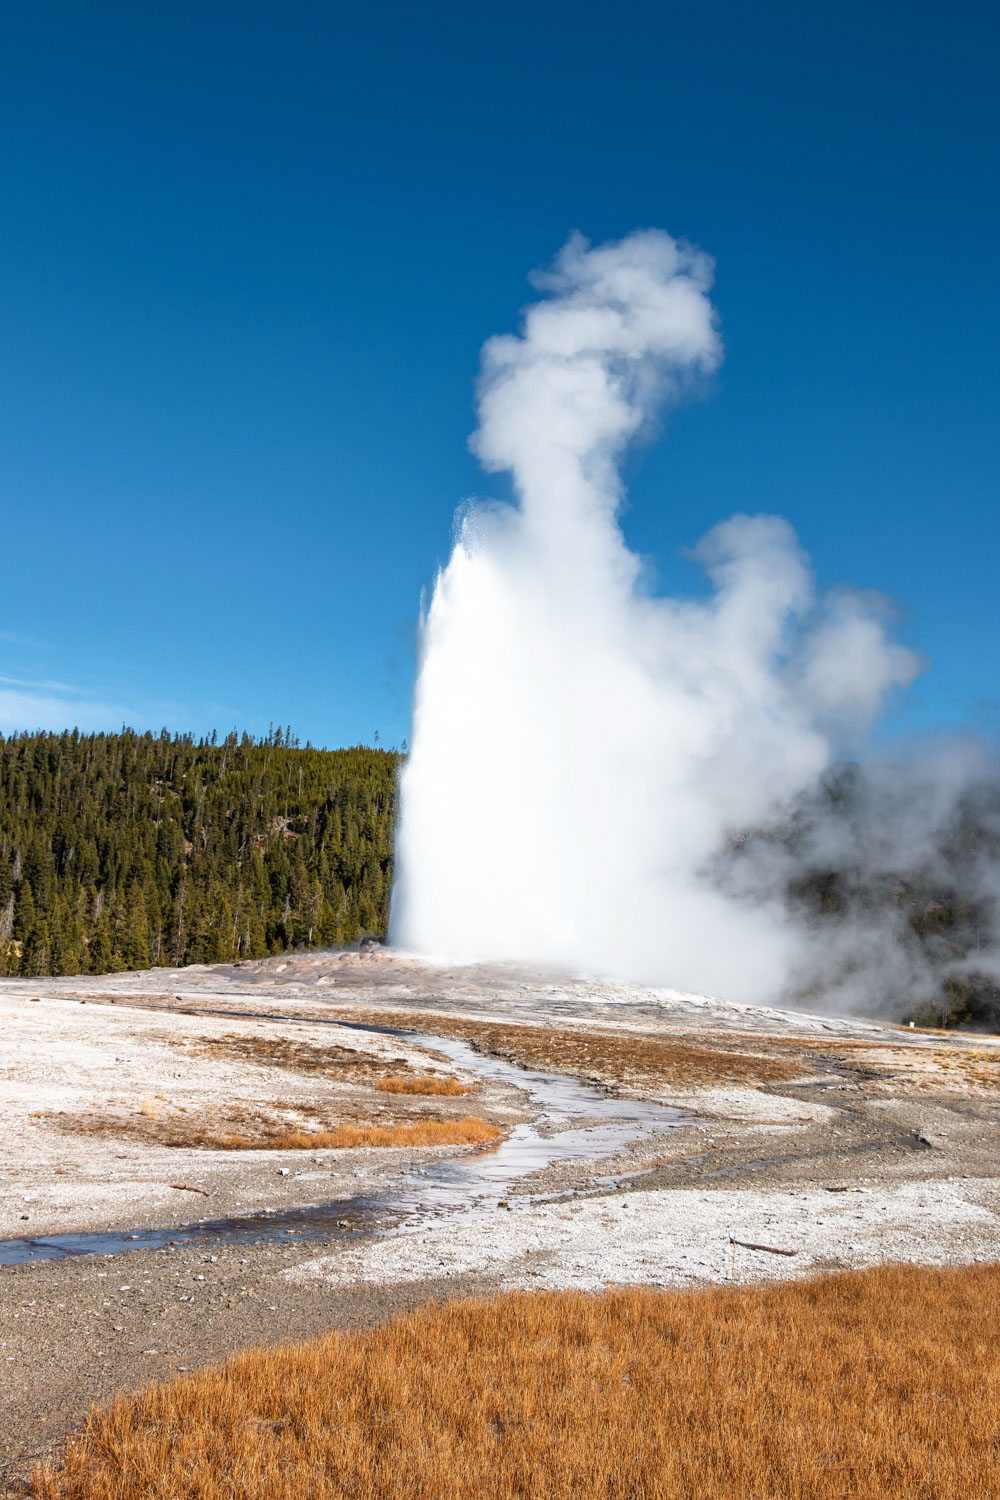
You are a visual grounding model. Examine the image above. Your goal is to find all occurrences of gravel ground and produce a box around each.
[290,1177,1000,1292]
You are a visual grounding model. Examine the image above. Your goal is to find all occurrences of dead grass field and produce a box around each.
[928,1047,1000,1089]
[38,1107,499,1152]
[174,1031,421,1082]
[344,1010,806,1090]
[762,1034,1000,1094]
[376,1075,469,1095]
[267,1117,500,1150]
[31,1263,1000,1499]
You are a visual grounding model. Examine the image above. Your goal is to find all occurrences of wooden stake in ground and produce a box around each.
[729,1236,798,1256]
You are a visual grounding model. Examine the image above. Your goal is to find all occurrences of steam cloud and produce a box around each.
[391,230,997,1016]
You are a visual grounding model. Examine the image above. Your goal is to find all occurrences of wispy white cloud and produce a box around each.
[0,673,90,694]
[0,620,193,733]
[0,685,138,735]
[0,630,49,649]
[0,668,191,736]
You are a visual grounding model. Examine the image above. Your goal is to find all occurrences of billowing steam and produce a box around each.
[391,230,997,1018]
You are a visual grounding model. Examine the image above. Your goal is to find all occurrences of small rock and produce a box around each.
[277,1168,290,1176]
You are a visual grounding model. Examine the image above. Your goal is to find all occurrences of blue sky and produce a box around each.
[1,0,996,748]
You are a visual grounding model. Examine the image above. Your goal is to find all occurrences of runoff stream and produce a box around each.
[0,1021,691,1268]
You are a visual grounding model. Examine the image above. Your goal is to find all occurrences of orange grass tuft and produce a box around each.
[267,1116,499,1149]
[31,1263,1000,1499]
[376,1075,469,1095]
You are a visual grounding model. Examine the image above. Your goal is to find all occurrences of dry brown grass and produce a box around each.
[763,1036,1000,1096]
[376,1074,469,1095]
[40,1107,499,1152]
[62,993,177,1004]
[175,1031,417,1082]
[39,1103,310,1152]
[267,1117,499,1149]
[40,1098,500,1152]
[32,1264,1000,1499]
[91,993,806,1092]
[344,1010,805,1090]
[930,1047,1000,1090]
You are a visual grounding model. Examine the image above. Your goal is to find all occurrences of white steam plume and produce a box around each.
[390,230,924,1004]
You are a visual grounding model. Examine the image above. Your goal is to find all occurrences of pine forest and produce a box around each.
[0,729,399,977]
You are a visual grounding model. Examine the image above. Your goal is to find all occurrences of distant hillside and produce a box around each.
[0,729,399,976]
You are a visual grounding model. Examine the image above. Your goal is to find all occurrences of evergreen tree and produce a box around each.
[0,729,400,976]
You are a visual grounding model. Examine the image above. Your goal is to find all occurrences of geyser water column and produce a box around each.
[390,231,918,1001]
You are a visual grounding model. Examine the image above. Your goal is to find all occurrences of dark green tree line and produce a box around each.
[0,728,399,976]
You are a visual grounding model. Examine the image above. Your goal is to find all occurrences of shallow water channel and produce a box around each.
[0,1022,690,1268]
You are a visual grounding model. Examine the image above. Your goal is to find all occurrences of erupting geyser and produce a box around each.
[390,230,923,1002]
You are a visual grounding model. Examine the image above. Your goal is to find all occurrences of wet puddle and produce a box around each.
[0,1022,690,1267]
